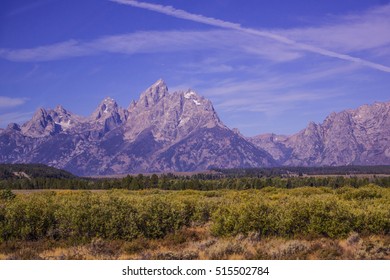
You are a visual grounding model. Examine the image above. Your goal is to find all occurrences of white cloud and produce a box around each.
[110,0,390,72]
[282,5,390,53]
[1,40,92,62]
[195,63,358,116]
[214,88,343,116]
[0,111,34,127]
[200,63,357,98]
[110,0,242,29]
[0,30,301,63]
[0,96,28,108]
[5,0,53,17]
[91,30,213,54]
[2,1,390,73]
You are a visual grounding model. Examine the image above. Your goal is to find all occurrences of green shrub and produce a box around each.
[1,187,389,243]
[343,185,383,200]
[138,198,188,238]
[304,199,355,238]
[2,192,57,240]
[211,200,276,236]
[0,188,16,200]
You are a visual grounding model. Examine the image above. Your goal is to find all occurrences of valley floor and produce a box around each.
[1,227,389,260]
[1,186,389,260]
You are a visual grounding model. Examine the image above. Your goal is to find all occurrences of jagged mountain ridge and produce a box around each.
[249,101,390,166]
[0,80,274,175]
[1,80,390,175]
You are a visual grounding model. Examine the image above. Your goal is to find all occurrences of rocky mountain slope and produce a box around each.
[0,80,274,175]
[249,101,390,166]
[1,80,389,175]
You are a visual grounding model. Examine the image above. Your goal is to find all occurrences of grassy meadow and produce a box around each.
[0,185,389,260]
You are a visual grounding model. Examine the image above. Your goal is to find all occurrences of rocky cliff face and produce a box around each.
[0,80,274,175]
[249,101,390,166]
[123,79,224,144]
[2,80,389,175]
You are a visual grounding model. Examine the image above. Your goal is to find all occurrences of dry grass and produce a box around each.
[2,227,388,260]
[2,187,388,260]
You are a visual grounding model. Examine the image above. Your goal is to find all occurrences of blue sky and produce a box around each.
[0,0,390,136]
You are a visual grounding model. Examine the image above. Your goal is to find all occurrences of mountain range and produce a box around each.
[1,79,389,175]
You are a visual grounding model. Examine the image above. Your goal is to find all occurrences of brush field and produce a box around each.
[0,185,389,259]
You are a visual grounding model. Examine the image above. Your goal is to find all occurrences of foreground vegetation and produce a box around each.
[0,185,389,259]
[1,227,389,260]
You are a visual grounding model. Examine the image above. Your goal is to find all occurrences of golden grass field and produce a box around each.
[1,186,389,260]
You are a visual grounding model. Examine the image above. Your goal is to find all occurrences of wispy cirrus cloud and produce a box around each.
[201,63,358,98]
[283,5,390,54]
[5,0,54,17]
[110,0,390,73]
[0,96,28,108]
[0,40,96,61]
[0,40,90,62]
[0,111,34,127]
[2,1,390,74]
[0,29,300,62]
[215,89,342,115]
[195,63,358,117]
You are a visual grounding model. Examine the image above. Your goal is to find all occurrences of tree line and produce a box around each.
[1,173,390,190]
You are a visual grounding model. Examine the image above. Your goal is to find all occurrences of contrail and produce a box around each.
[110,0,390,73]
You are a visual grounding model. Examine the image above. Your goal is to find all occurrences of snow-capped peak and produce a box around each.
[103,96,115,103]
[100,97,117,107]
[184,90,197,99]
[183,90,202,106]
[91,97,119,120]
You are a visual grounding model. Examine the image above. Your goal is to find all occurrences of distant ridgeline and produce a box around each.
[1,164,390,190]
[2,81,390,176]
[213,165,390,177]
[0,164,76,180]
